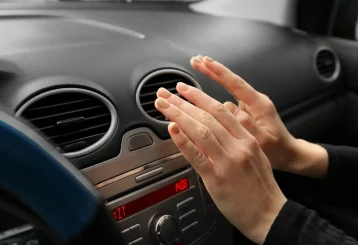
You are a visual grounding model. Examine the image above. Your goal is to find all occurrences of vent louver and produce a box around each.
[137,69,200,123]
[16,88,117,158]
[315,47,340,82]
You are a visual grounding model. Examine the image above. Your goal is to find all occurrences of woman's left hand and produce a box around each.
[155,83,287,245]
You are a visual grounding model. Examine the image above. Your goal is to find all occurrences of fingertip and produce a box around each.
[168,122,180,135]
[155,97,170,109]
[157,87,171,99]
[223,101,237,114]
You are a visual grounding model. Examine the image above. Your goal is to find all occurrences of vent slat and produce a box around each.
[28,105,104,122]
[142,78,183,88]
[57,132,106,147]
[47,123,110,141]
[27,98,92,112]
[19,90,113,154]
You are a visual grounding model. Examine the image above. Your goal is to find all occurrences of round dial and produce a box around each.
[151,214,178,245]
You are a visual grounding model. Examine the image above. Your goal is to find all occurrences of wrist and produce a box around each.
[249,194,287,245]
[284,139,329,179]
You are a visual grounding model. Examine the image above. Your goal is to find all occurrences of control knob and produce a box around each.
[151,214,178,245]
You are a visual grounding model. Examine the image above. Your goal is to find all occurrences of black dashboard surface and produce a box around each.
[0,2,345,169]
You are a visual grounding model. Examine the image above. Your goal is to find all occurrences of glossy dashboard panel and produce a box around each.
[0,2,349,245]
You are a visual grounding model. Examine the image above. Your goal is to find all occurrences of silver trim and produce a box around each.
[15,88,118,158]
[0,224,34,240]
[314,46,341,83]
[136,69,202,125]
[95,152,182,188]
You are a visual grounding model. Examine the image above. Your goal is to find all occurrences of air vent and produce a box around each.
[16,88,117,158]
[315,47,340,82]
[136,69,201,123]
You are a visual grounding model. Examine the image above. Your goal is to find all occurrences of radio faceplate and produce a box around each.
[106,168,217,245]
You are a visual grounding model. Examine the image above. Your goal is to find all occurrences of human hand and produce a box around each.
[155,85,287,244]
[190,55,328,177]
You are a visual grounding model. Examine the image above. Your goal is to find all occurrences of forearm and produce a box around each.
[283,139,329,179]
[264,200,358,245]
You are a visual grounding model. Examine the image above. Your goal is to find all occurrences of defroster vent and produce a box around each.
[136,69,201,123]
[16,88,117,158]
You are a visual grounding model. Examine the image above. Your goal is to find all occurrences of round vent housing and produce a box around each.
[314,47,340,82]
[16,88,117,158]
[136,69,201,124]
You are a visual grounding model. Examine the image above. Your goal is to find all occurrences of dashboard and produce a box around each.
[0,1,354,245]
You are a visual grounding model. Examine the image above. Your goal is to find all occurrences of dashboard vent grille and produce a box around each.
[315,48,340,82]
[16,88,117,158]
[137,69,200,122]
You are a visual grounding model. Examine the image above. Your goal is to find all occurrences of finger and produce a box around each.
[155,98,227,162]
[199,56,264,108]
[223,101,237,114]
[235,109,262,140]
[190,56,219,79]
[157,87,234,150]
[176,82,250,139]
[168,122,217,178]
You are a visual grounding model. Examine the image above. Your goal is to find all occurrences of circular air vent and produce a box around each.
[315,47,340,82]
[16,88,117,158]
[136,69,201,124]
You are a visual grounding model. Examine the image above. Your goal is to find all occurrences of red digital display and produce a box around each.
[112,178,189,221]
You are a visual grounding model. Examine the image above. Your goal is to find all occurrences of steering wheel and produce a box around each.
[0,108,125,245]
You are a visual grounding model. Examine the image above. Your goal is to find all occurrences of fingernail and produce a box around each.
[177,82,189,92]
[197,55,204,62]
[156,98,170,109]
[192,56,202,63]
[204,56,214,62]
[169,123,180,135]
[157,87,171,99]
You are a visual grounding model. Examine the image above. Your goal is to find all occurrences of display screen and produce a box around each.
[112,178,190,221]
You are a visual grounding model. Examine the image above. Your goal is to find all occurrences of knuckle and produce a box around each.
[177,136,190,148]
[193,150,206,163]
[238,112,252,128]
[199,111,214,123]
[176,96,185,106]
[171,107,181,117]
[197,126,211,140]
[246,137,260,151]
[212,102,227,113]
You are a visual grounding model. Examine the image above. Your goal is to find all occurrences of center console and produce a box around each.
[83,127,223,245]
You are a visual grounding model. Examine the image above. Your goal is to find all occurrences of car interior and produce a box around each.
[1,0,358,244]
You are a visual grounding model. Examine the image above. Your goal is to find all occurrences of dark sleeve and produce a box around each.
[264,200,358,245]
[321,144,358,185]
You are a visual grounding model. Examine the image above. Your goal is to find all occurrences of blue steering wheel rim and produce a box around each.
[0,110,99,240]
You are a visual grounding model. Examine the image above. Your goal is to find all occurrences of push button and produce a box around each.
[181,221,198,235]
[128,133,153,151]
[179,209,196,227]
[129,224,141,238]
[120,228,132,240]
[135,168,163,183]
[177,197,194,213]
[132,237,143,245]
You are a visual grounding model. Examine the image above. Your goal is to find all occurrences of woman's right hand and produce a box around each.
[191,55,329,178]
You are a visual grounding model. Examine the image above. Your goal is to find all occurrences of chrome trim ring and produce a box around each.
[15,88,118,158]
[136,69,202,125]
[314,46,341,83]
